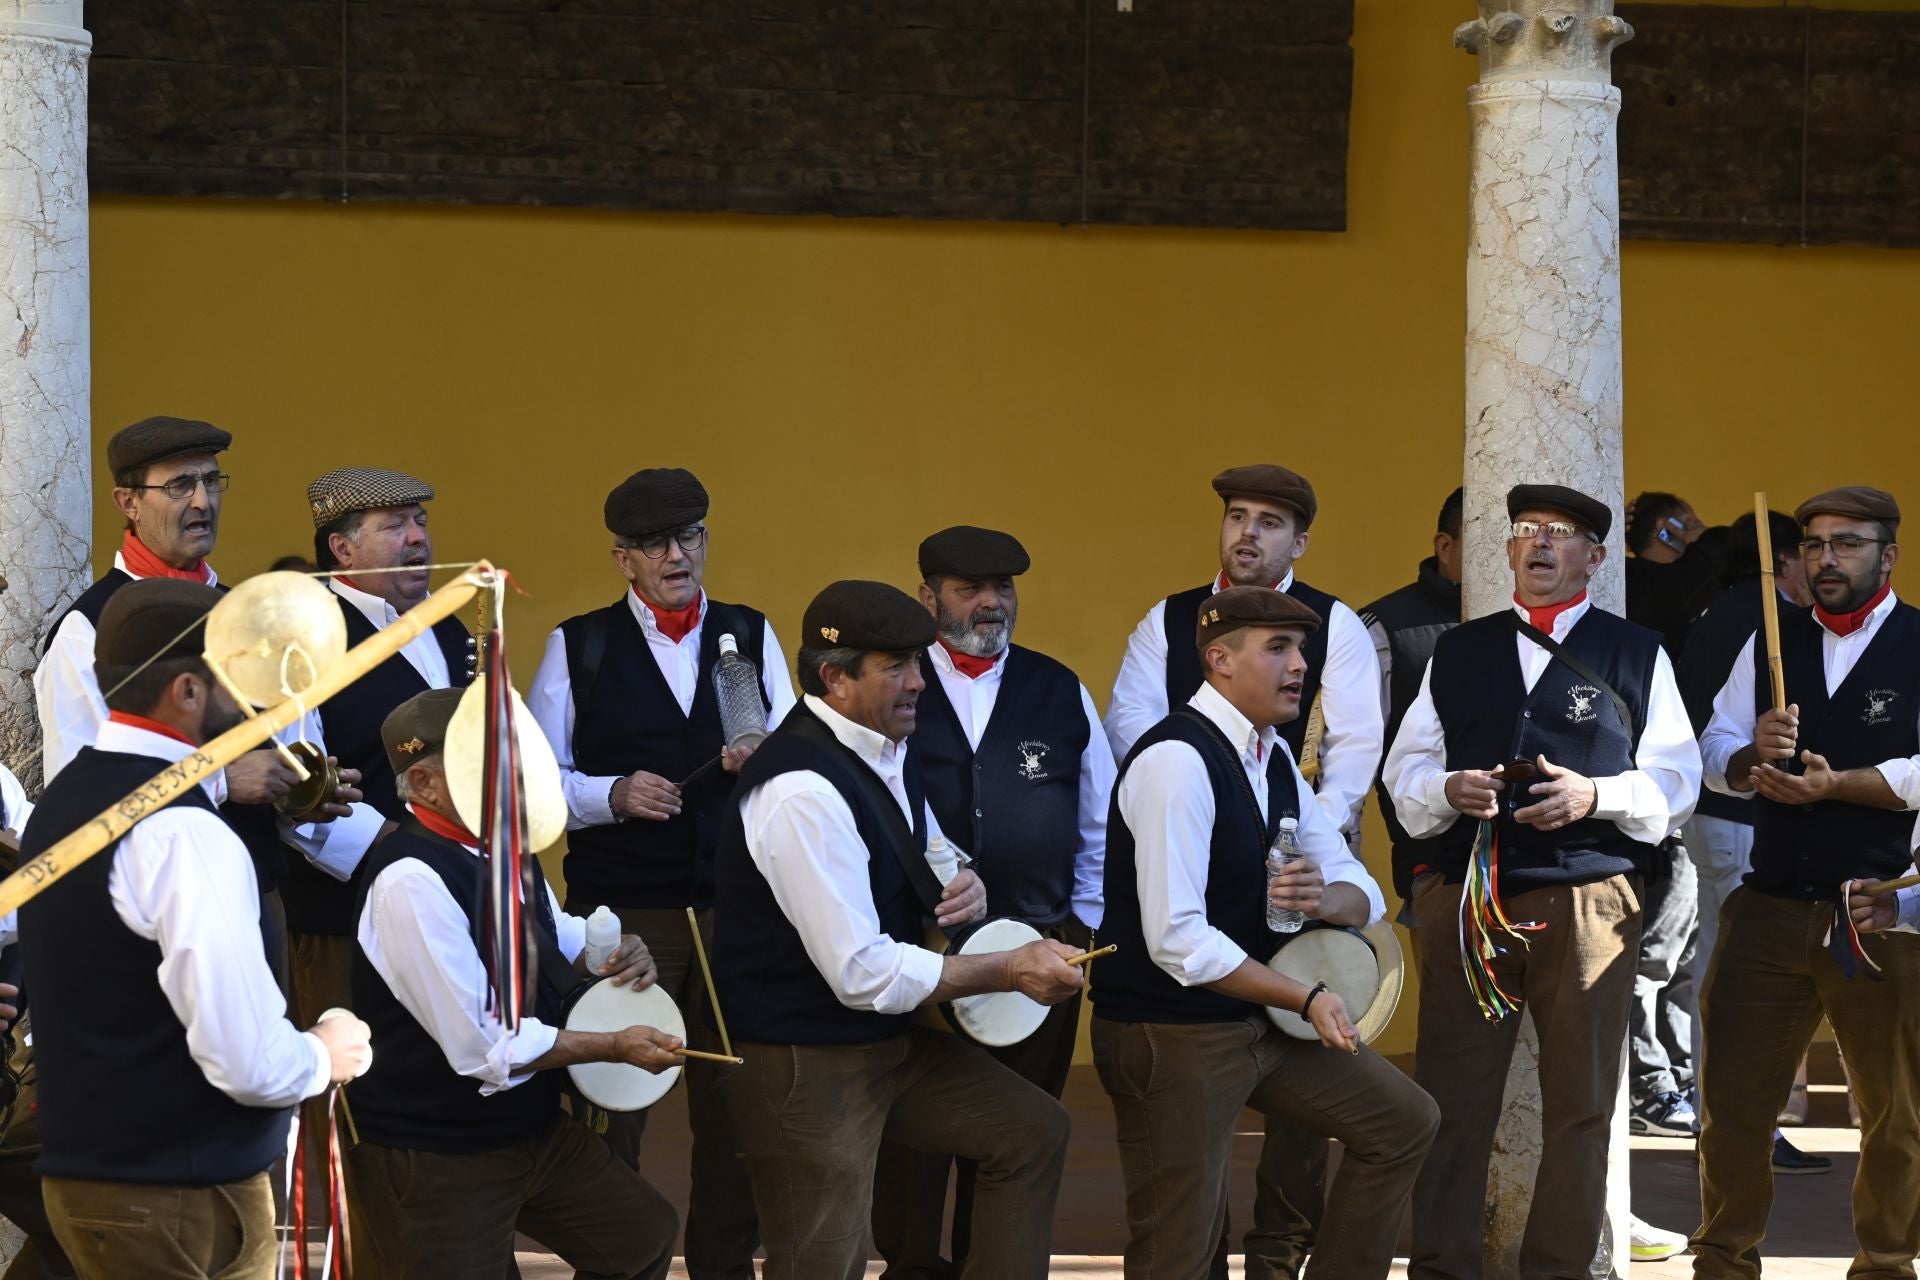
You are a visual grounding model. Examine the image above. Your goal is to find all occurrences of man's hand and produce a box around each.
[612,1025,684,1073]
[1304,988,1359,1054]
[1847,879,1899,935]
[0,981,17,1035]
[1268,858,1326,918]
[611,771,681,821]
[306,763,365,824]
[1753,705,1800,764]
[936,867,988,928]
[720,740,761,774]
[1005,939,1084,1006]
[1512,756,1598,831]
[596,933,658,989]
[310,1012,374,1084]
[1444,768,1504,820]
[226,749,298,806]
[1750,750,1837,805]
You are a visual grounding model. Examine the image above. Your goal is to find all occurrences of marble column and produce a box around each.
[0,0,92,798]
[1452,4,1636,1277]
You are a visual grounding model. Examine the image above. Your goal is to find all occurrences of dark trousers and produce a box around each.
[1693,887,1920,1280]
[563,902,759,1279]
[1407,872,1641,1280]
[286,929,353,1235]
[0,1039,76,1280]
[720,1028,1069,1280]
[346,1113,677,1280]
[44,1172,275,1280]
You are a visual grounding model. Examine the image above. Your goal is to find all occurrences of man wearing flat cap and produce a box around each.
[1093,584,1435,1280]
[527,466,793,1275]
[1695,484,1920,1277]
[871,526,1118,1278]
[711,580,1082,1280]
[1383,484,1700,1278]
[17,579,373,1280]
[345,688,681,1279]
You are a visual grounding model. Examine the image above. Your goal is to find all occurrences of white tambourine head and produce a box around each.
[202,572,347,708]
[445,677,569,852]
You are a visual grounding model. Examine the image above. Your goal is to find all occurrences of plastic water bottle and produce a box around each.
[924,834,961,888]
[583,905,620,974]
[713,633,769,752]
[1266,817,1305,934]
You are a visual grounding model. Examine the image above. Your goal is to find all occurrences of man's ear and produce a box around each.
[917,582,937,615]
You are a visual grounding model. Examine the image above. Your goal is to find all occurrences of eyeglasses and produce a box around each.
[622,525,707,559]
[1509,520,1589,542]
[127,471,230,501]
[1798,535,1888,560]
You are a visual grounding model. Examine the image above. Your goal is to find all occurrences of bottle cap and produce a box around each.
[717,632,740,657]
[1278,817,1299,830]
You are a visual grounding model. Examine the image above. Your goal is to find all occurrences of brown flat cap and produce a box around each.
[1212,464,1317,528]
[605,468,708,541]
[308,467,436,528]
[94,578,221,669]
[1507,483,1612,542]
[107,417,232,479]
[1796,485,1900,533]
[918,526,1031,580]
[382,687,465,776]
[803,580,936,653]
[1195,585,1322,654]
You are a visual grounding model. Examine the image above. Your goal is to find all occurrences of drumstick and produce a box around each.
[1755,492,1788,712]
[1067,944,1117,967]
[1857,871,1920,896]
[673,1047,745,1065]
[678,754,724,788]
[685,906,735,1060]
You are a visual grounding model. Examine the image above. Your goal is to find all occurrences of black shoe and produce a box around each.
[1772,1134,1832,1175]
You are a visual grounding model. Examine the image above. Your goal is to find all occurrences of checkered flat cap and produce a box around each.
[308,467,436,528]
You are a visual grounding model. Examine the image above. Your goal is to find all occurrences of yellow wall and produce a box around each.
[87,0,1920,1055]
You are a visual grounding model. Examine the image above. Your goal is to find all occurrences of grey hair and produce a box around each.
[796,646,869,697]
[393,751,445,803]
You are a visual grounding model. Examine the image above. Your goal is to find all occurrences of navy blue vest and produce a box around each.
[560,597,770,909]
[19,749,291,1185]
[712,702,929,1045]
[348,820,568,1152]
[1426,608,1660,893]
[1094,708,1298,1025]
[1747,603,1920,900]
[912,646,1089,928]
[1164,579,1338,760]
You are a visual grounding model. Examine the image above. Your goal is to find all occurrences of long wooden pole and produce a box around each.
[0,564,493,918]
[1754,493,1788,712]
[1860,871,1920,897]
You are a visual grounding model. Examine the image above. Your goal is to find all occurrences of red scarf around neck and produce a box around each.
[1515,590,1587,635]
[636,590,701,644]
[106,710,197,748]
[410,802,480,847]
[1816,583,1891,638]
[938,638,997,680]
[121,530,213,584]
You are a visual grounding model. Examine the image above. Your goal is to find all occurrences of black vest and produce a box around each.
[285,597,474,937]
[1164,579,1338,760]
[912,646,1089,928]
[19,749,291,1184]
[712,702,929,1045]
[559,597,771,909]
[349,820,568,1152]
[1094,708,1299,1025]
[1747,603,1920,900]
[1427,608,1661,893]
[1360,558,1462,897]
[1677,580,1786,826]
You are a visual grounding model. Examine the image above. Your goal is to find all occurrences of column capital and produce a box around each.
[1454,3,1633,84]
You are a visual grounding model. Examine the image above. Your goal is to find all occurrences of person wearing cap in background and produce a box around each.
[871,526,1117,1279]
[16,580,372,1280]
[345,688,681,1280]
[1092,584,1434,1280]
[711,580,1081,1280]
[1696,485,1920,1278]
[1382,484,1700,1278]
[1104,465,1386,1279]
[527,466,792,1275]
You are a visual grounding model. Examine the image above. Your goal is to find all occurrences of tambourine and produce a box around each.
[914,917,1050,1047]
[1265,920,1405,1044]
[561,978,685,1111]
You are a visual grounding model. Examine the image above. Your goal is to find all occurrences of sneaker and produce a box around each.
[1629,1091,1699,1138]
[1629,1215,1689,1261]
[1772,1133,1833,1175]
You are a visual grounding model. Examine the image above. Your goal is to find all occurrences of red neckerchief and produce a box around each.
[1515,591,1587,635]
[1214,571,1285,592]
[120,530,213,584]
[1816,583,1891,638]
[636,589,701,644]
[410,802,480,847]
[334,575,369,594]
[938,639,997,680]
[106,710,197,748]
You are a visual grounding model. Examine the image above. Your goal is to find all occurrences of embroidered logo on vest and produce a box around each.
[1865,689,1899,726]
[1567,684,1600,724]
[1016,740,1051,780]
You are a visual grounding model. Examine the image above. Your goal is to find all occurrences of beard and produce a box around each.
[936,599,1012,657]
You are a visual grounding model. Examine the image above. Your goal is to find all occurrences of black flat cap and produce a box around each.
[1212,464,1318,528]
[803,580,937,652]
[108,417,232,479]
[1507,484,1612,541]
[1796,485,1900,533]
[1195,585,1322,653]
[918,526,1031,580]
[382,687,465,776]
[605,468,709,541]
[94,579,221,669]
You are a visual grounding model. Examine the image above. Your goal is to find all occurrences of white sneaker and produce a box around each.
[1629,1214,1688,1262]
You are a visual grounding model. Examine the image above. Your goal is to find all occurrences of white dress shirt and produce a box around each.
[1104,571,1385,837]
[527,590,798,829]
[1383,597,1701,846]
[72,721,332,1107]
[924,642,1115,928]
[1117,682,1387,991]
[330,576,453,689]
[357,822,587,1093]
[0,764,32,947]
[737,695,959,1016]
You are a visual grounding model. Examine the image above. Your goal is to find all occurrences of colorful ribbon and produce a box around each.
[1458,820,1547,1021]
[284,1090,351,1280]
[1828,879,1884,981]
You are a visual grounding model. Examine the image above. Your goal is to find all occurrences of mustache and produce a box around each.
[968,610,1008,626]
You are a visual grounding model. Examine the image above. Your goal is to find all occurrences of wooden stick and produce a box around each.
[1067,944,1117,968]
[1858,871,1920,897]
[1754,492,1788,712]
[673,1047,745,1066]
[686,906,734,1060]
[0,565,493,919]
